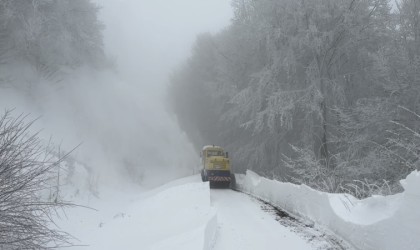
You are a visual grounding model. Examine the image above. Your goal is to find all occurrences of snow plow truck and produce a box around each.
[200,145,235,188]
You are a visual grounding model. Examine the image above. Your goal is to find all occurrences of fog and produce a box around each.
[0,0,232,187]
[100,0,232,91]
[95,0,233,186]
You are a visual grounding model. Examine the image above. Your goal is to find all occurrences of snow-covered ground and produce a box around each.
[210,189,313,250]
[58,164,420,250]
[58,175,216,250]
[58,167,347,250]
[236,170,420,250]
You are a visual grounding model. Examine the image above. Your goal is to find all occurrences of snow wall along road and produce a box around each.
[235,170,420,250]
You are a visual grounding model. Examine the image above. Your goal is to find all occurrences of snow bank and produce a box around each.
[236,170,420,250]
[59,175,217,250]
[203,211,218,250]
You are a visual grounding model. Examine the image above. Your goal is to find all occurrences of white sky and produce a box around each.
[97,0,233,91]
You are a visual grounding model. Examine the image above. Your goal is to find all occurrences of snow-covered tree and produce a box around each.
[0,0,105,82]
[169,0,419,196]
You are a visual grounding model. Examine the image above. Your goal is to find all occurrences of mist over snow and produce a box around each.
[0,0,233,188]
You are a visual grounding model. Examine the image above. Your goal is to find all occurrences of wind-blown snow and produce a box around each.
[236,170,420,250]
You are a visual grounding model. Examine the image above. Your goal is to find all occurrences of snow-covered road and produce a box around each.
[210,189,313,250]
[59,174,349,249]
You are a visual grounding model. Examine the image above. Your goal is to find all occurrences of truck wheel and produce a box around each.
[229,173,236,190]
[201,169,205,182]
[201,169,209,182]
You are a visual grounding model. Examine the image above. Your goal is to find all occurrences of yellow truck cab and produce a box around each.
[200,145,234,188]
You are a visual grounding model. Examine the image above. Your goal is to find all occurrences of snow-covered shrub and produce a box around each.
[282,145,343,193]
[283,144,401,199]
[339,179,395,199]
[0,111,72,249]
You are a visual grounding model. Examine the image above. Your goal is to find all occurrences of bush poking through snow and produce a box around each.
[0,111,73,249]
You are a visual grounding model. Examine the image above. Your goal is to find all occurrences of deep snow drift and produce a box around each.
[236,170,420,250]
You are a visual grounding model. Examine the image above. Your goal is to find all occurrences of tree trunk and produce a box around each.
[319,78,330,169]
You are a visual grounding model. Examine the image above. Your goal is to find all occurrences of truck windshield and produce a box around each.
[207,150,224,157]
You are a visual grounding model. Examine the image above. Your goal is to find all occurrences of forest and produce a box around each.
[0,0,104,248]
[0,0,105,85]
[169,0,420,197]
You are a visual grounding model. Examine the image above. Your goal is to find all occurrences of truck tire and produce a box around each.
[201,169,205,182]
[229,173,236,190]
[201,169,209,182]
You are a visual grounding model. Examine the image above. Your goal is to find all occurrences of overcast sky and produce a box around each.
[98,0,233,92]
